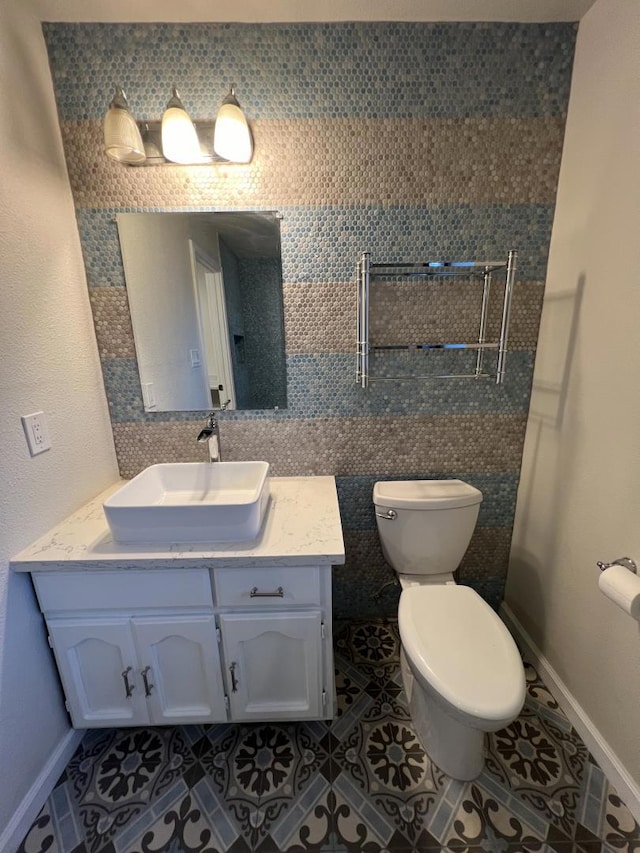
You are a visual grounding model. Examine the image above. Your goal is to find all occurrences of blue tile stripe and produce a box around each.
[337,473,519,530]
[102,351,534,423]
[79,204,553,287]
[285,351,535,418]
[43,22,576,122]
[76,210,125,288]
[280,204,553,283]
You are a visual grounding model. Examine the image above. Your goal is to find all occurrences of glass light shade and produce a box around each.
[103,86,145,164]
[213,88,253,163]
[161,88,205,165]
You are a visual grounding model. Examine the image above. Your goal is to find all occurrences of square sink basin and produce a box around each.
[103,462,270,545]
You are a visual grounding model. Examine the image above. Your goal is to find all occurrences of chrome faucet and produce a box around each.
[197,401,231,461]
[197,412,218,443]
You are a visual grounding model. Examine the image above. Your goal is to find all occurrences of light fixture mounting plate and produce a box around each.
[135,119,230,166]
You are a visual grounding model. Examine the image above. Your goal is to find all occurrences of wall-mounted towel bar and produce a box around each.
[355,250,517,388]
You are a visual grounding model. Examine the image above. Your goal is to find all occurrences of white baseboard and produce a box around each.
[0,727,83,853]
[501,603,640,825]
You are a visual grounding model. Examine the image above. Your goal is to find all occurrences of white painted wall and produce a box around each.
[0,0,118,845]
[506,0,640,787]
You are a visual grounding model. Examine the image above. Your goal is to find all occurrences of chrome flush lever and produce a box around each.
[375,509,397,521]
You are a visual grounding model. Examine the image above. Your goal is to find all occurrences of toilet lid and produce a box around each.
[373,479,482,510]
[399,586,525,724]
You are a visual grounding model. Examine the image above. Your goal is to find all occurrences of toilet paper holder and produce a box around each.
[597,557,638,574]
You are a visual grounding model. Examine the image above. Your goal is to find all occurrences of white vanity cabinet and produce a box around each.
[34,570,228,728]
[15,476,344,731]
[32,563,334,729]
[220,611,325,720]
[47,614,226,727]
[214,564,330,721]
[47,617,150,727]
[132,615,227,724]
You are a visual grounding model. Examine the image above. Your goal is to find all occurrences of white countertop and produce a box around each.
[11,476,345,572]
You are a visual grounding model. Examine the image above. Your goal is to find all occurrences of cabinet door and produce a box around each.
[48,618,149,728]
[219,611,323,721]
[133,616,228,725]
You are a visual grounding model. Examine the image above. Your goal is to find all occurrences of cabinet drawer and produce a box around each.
[214,566,320,607]
[33,569,213,614]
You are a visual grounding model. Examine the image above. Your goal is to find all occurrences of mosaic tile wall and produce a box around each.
[219,240,253,409]
[43,22,577,617]
[217,249,287,409]
[237,257,287,409]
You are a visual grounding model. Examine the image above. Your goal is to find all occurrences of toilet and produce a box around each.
[373,479,526,781]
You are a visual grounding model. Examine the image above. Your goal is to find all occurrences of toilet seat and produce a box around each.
[399,585,525,730]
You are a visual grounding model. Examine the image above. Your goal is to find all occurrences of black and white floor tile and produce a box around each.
[18,621,640,853]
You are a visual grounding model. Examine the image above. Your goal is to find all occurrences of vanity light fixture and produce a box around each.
[213,86,253,164]
[103,86,146,164]
[103,85,254,166]
[161,87,207,165]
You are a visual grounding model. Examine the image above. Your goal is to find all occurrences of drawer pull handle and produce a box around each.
[250,586,284,598]
[141,666,154,697]
[122,666,135,698]
[229,662,239,693]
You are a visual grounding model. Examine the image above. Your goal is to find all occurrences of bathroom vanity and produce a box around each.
[11,476,344,729]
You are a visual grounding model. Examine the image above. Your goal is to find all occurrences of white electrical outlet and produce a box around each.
[189,349,202,368]
[21,411,51,456]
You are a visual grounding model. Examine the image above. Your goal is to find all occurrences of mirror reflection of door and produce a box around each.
[190,241,236,409]
[116,211,287,413]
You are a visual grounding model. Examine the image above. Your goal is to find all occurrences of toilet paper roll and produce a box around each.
[598,565,640,620]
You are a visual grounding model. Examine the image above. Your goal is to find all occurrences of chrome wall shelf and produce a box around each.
[356,251,517,388]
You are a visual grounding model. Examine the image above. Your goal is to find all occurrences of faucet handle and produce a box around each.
[220,399,232,411]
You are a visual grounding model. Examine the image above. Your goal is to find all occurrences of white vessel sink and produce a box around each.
[103,462,270,545]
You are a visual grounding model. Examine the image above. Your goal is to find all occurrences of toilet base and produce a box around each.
[400,648,485,781]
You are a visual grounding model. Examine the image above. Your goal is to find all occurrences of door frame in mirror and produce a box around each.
[189,240,236,410]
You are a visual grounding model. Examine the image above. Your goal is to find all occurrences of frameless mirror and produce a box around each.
[117,211,287,411]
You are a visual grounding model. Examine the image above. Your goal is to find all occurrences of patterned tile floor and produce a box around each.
[18,621,640,853]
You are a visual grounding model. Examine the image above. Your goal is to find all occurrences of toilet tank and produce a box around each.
[373,480,482,576]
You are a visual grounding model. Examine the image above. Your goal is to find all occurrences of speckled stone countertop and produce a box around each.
[11,476,345,572]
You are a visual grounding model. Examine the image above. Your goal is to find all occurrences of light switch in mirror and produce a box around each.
[117,211,287,411]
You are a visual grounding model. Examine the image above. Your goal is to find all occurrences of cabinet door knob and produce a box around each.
[141,666,154,697]
[121,666,135,698]
[229,662,239,693]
